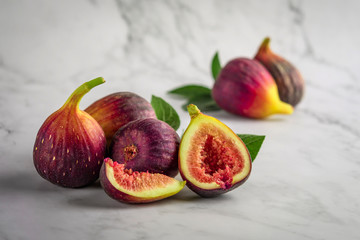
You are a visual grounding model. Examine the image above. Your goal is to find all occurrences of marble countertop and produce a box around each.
[1,1,360,239]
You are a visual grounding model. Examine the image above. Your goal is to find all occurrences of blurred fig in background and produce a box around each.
[212,58,293,118]
[254,37,305,107]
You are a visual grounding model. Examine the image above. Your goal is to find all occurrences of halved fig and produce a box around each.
[179,104,252,197]
[100,158,186,203]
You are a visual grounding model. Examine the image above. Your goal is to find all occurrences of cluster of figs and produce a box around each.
[33,77,252,203]
[212,37,304,118]
[33,37,304,203]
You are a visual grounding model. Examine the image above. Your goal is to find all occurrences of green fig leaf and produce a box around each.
[181,94,221,112]
[151,95,180,131]
[237,134,265,162]
[168,84,211,98]
[211,51,222,81]
[168,84,220,112]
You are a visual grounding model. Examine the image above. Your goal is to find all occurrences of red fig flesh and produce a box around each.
[179,105,252,197]
[33,78,106,188]
[100,158,186,203]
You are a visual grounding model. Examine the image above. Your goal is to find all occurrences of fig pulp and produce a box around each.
[179,104,252,197]
[85,92,156,146]
[33,78,106,187]
[100,158,186,203]
[255,37,305,107]
[212,58,293,118]
[110,118,180,177]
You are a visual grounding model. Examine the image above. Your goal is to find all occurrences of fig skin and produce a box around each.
[184,174,250,198]
[100,158,186,203]
[212,58,293,118]
[254,37,305,107]
[85,92,156,146]
[33,78,106,188]
[178,105,252,197]
[110,118,180,177]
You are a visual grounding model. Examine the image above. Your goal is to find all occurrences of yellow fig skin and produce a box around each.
[255,37,305,107]
[179,104,252,197]
[212,57,293,118]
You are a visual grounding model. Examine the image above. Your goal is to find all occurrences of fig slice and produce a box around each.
[100,158,186,203]
[179,104,252,197]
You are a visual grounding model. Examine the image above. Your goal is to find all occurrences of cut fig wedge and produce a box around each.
[100,158,186,203]
[179,104,252,197]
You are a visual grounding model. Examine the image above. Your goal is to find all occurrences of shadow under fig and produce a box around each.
[171,186,234,203]
[0,170,60,194]
[66,190,131,209]
[66,189,187,209]
[0,170,103,195]
[66,183,233,209]
[0,170,233,208]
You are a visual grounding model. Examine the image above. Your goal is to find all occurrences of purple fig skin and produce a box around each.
[85,92,156,146]
[179,169,251,198]
[212,58,293,118]
[254,37,305,107]
[109,118,180,177]
[33,78,106,188]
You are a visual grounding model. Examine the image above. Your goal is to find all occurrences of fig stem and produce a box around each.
[258,37,271,53]
[276,101,294,115]
[187,104,201,118]
[63,77,105,109]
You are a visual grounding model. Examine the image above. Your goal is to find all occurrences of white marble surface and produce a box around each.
[1,0,360,239]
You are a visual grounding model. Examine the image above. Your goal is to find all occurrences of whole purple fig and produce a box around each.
[33,78,106,188]
[85,92,156,147]
[109,118,180,177]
